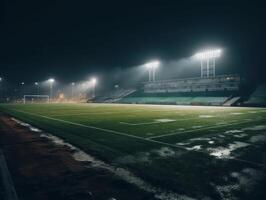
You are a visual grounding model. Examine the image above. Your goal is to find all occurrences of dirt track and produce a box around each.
[0,114,150,200]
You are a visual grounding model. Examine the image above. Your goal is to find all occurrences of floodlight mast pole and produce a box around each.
[35,82,39,95]
[48,79,54,103]
[196,49,221,78]
[50,83,53,102]
[146,61,160,82]
[90,78,97,98]
[207,59,209,77]
[71,82,75,100]
[92,84,95,98]
[200,60,203,78]
[152,67,156,82]
[148,69,152,82]
[213,59,216,77]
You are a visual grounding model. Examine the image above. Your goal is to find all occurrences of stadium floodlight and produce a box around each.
[91,77,97,85]
[145,60,160,82]
[194,49,222,78]
[48,78,55,83]
[195,49,221,60]
[145,60,160,69]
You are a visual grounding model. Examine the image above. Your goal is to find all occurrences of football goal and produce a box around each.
[23,95,50,104]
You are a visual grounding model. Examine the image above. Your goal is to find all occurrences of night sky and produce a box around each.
[1,0,266,86]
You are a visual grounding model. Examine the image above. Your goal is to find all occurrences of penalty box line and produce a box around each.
[147,119,262,140]
[9,109,266,168]
[119,117,199,126]
[119,109,266,127]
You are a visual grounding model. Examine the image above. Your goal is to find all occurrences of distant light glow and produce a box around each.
[48,78,55,83]
[35,82,38,85]
[21,82,25,85]
[71,82,75,86]
[195,49,222,60]
[91,77,97,85]
[145,60,160,69]
[0,77,2,82]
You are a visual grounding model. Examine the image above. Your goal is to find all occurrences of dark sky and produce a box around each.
[1,0,266,85]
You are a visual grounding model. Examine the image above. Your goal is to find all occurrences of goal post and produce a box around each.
[23,95,50,104]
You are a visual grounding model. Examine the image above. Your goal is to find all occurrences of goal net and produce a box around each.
[23,95,50,104]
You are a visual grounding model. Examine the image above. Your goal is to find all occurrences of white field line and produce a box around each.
[9,109,266,167]
[119,117,198,126]
[50,109,168,117]
[12,109,150,141]
[148,119,261,139]
[51,112,116,117]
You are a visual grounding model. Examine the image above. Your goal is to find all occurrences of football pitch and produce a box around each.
[1,103,266,199]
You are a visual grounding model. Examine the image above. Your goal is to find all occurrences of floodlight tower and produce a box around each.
[48,78,55,101]
[145,61,160,82]
[35,82,39,95]
[91,78,97,98]
[21,82,25,98]
[195,49,221,78]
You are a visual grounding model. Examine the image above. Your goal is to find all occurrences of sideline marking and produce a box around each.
[8,109,266,167]
[51,112,115,117]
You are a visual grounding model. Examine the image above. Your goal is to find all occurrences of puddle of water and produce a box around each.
[247,111,258,114]
[225,130,243,134]
[11,118,42,132]
[230,112,243,115]
[186,145,201,151]
[215,167,263,199]
[208,142,249,159]
[242,125,266,131]
[198,115,214,118]
[153,147,176,157]
[190,137,210,141]
[155,119,176,123]
[249,134,266,143]
[192,125,203,129]
[176,142,190,146]
[233,133,248,138]
[216,122,228,125]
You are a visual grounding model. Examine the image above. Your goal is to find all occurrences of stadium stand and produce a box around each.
[144,74,240,93]
[116,75,240,106]
[223,96,241,106]
[119,95,229,106]
[96,74,241,106]
[98,89,136,103]
[244,85,266,106]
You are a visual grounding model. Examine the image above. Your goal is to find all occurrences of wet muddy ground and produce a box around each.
[0,114,150,200]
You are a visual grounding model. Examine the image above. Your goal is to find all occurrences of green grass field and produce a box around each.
[1,103,266,200]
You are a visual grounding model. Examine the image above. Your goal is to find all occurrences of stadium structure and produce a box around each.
[95,49,257,107]
[1,49,266,200]
[98,74,241,106]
